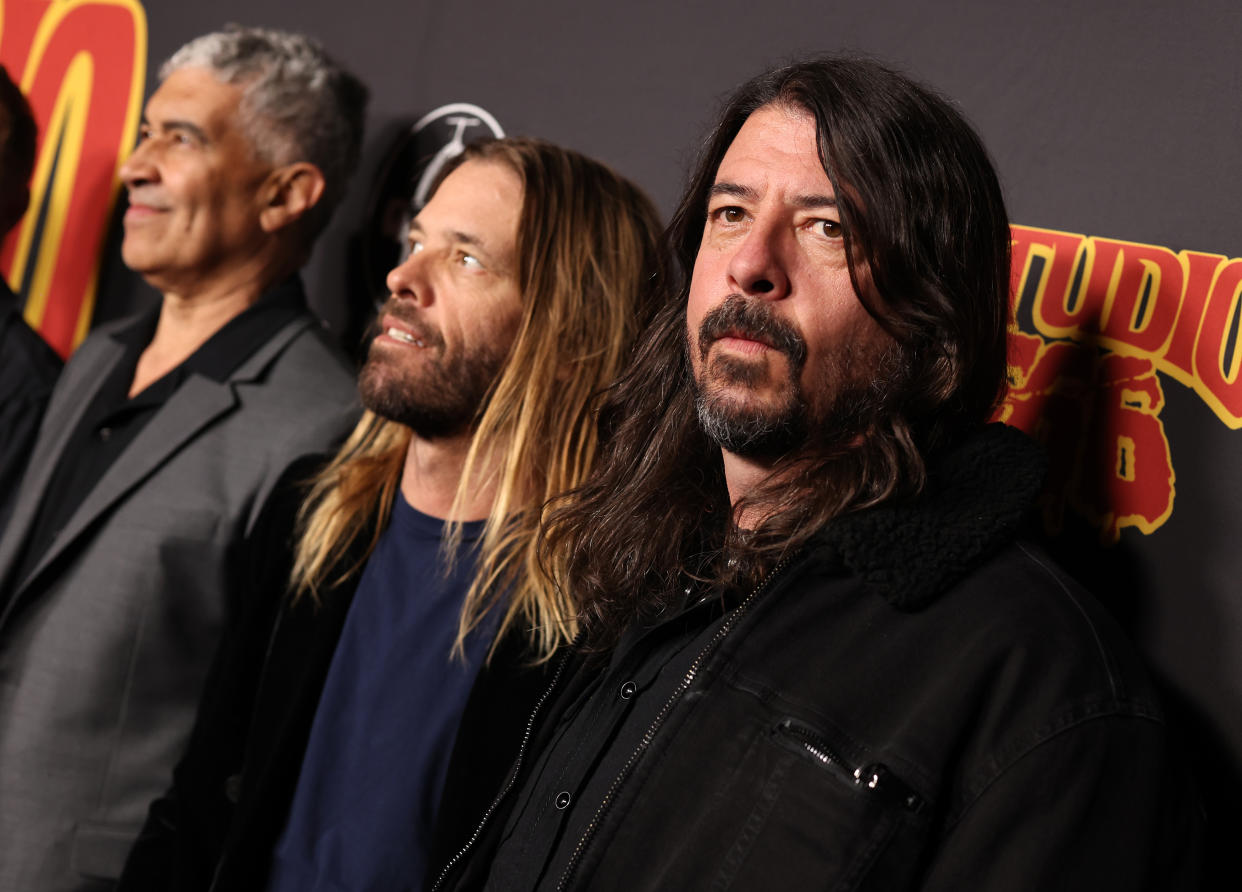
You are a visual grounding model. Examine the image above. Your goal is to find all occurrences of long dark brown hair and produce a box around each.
[539,57,1013,648]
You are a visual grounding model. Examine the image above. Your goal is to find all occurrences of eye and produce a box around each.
[816,219,843,239]
[400,238,424,263]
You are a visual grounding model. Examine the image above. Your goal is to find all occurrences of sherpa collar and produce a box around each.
[809,423,1046,611]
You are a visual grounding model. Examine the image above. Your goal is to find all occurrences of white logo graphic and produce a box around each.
[410,103,505,208]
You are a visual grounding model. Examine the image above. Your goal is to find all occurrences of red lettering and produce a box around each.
[1075,354,1174,541]
[0,0,146,357]
[1161,251,1222,383]
[1096,239,1184,356]
[1192,258,1242,426]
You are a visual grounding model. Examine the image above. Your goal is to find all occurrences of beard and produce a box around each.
[359,305,511,439]
[692,295,904,460]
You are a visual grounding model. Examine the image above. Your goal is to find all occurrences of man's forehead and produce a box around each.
[146,67,242,129]
[413,160,522,253]
[712,104,834,200]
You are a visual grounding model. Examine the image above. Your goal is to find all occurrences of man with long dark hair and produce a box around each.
[434,58,1199,890]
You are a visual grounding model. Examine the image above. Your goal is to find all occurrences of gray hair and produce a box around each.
[162,24,368,244]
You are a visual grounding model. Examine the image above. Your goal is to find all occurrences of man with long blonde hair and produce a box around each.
[120,137,661,891]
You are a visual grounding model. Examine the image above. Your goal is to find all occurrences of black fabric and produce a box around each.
[13,277,306,584]
[435,424,1203,892]
[0,281,61,534]
[816,422,1047,609]
[115,453,327,890]
[118,500,556,892]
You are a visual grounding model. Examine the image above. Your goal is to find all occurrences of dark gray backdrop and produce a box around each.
[98,0,1240,876]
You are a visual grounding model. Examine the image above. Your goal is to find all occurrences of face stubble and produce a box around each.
[691,295,902,460]
[359,299,512,439]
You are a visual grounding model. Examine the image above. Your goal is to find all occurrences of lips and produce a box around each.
[697,296,806,368]
[385,326,424,347]
[123,203,169,223]
[713,328,776,350]
[124,189,171,218]
[378,312,439,350]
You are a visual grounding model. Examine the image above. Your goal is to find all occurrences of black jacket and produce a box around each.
[119,478,553,891]
[436,424,1201,891]
[0,280,61,533]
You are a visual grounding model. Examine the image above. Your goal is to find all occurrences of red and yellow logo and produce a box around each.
[998,225,1242,542]
[0,0,146,358]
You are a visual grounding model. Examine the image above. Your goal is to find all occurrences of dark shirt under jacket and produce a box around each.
[0,280,62,534]
[14,278,306,587]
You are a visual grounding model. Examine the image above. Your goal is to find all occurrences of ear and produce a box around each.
[258,162,326,233]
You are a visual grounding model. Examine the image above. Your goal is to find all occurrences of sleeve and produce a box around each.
[117,454,327,892]
[918,713,1204,892]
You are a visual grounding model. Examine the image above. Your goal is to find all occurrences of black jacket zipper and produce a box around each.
[428,643,577,892]
[553,554,798,891]
[775,719,925,814]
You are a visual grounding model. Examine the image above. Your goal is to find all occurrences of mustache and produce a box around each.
[697,295,807,368]
[373,297,445,350]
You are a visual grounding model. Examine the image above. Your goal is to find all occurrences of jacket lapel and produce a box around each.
[0,375,239,620]
[0,314,315,618]
[0,335,123,593]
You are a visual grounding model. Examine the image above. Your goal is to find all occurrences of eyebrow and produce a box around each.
[708,181,838,210]
[145,118,210,143]
[708,182,759,202]
[407,220,487,251]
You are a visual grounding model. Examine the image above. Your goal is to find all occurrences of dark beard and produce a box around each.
[359,320,510,440]
[691,295,903,460]
[692,296,809,459]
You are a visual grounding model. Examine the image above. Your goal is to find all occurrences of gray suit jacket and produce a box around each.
[0,304,359,891]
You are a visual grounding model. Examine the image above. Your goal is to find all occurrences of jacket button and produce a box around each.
[554,791,572,809]
[619,681,636,700]
[224,773,242,804]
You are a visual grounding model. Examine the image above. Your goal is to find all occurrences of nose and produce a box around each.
[385,247,432,308]
[726,218,790,300]
[119,139,157,189]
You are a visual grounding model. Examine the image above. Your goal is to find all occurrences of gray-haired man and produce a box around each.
[0,26,366,891]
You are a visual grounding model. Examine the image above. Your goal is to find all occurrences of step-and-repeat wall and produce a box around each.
[3,0,1238,870]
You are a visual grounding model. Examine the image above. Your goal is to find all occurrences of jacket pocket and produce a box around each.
[579,699,932,892]
[772,717,926,815]
[704,715,929,892]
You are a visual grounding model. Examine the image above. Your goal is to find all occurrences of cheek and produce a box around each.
[682,301,707,373]
[685,251,718,321]
[685,276,718,366]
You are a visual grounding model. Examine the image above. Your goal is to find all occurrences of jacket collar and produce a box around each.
[809,423,1046,611]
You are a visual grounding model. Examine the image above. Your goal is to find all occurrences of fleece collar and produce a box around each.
[809,423,1046,611]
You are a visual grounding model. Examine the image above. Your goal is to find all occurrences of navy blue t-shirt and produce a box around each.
[267,496,499,892]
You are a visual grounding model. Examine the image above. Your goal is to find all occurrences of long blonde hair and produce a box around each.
[290,137,662,661]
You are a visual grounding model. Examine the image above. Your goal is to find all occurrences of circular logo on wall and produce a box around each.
[362,103,505,300]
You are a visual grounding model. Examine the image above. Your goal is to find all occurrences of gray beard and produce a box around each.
[694,373,808,460]
[692,339,908,461]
